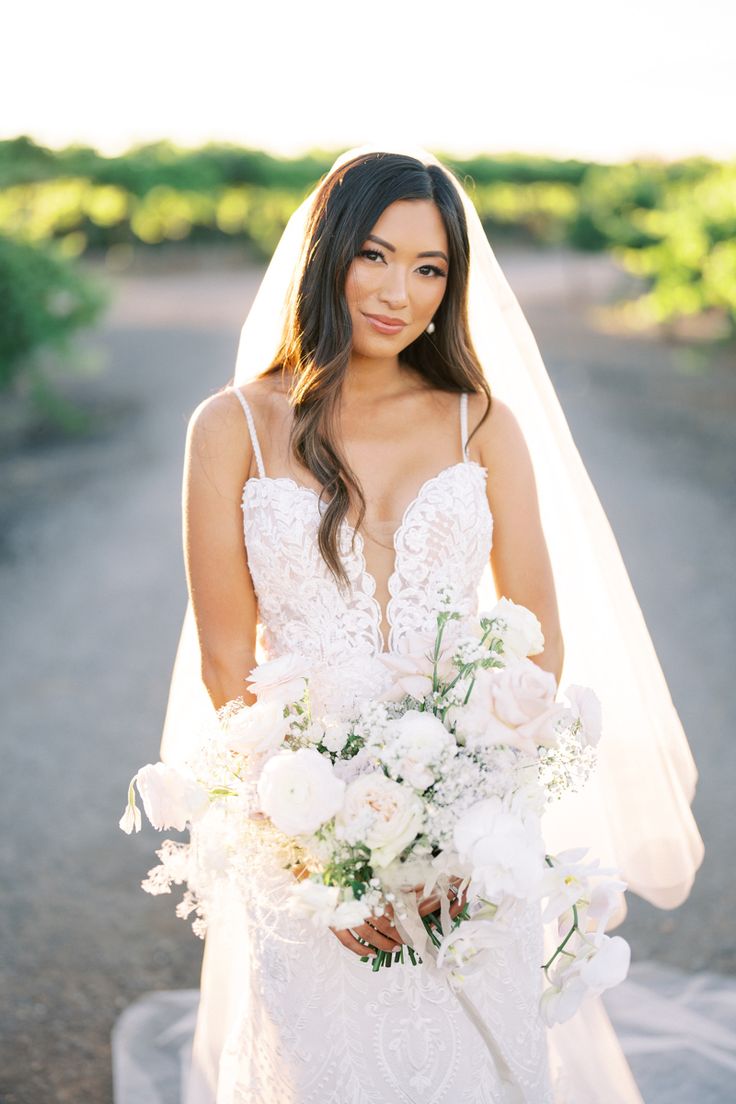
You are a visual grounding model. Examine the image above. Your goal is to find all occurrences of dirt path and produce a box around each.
[0,246,733,1103]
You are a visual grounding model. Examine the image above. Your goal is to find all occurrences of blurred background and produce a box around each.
[1,1,734,1101]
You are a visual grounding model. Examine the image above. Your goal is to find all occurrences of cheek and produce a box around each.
[345,262,381,308]
[420,280,447,314]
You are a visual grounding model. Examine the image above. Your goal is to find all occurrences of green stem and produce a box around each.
[542,902,581,973]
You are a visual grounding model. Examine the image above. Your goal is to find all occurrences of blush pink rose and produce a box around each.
[487,659,566,751]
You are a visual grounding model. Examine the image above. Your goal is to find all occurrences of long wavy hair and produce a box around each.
[245,151,492,589]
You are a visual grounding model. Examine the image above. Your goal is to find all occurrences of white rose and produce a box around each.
[289,880,368,929]
[485,597,545,659]
[322,715,351,754]
[246,653,311,706]
[380,710,455,790]
[257,747,345,836]
[563,684,603,747]
[377,629,457,702]
[487,659,566,751]
[222,699,292,754]
[135,762,209,831]
[453,795,545,901]
[336,772,424,868]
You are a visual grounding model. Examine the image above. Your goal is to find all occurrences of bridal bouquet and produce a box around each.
[120,594,630,1025]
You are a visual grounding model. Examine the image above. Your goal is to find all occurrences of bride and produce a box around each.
[160,145,704,1103]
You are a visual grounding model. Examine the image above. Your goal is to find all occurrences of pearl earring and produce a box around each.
[425,320,435,335]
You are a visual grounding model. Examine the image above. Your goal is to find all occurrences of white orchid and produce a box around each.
[454,796,546,902]
[119,762,209,834]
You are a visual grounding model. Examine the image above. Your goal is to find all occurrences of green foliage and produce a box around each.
[0,231,109,390]
[1,137,734,352]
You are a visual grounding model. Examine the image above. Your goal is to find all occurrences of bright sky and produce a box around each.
[4,0,734,161]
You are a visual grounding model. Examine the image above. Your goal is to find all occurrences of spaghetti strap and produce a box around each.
[459,391,469,461]
[228,386,266,478]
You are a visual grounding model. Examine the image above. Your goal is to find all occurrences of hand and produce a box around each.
[290,865,404,958]
[331,878,468,958]
[330,905,406,958]
[415,876,468,923]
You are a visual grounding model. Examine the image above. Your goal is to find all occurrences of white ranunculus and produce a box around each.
[257,747,345,836]
[380,710,455,790]
[336,772,424,869]
[223,699,292,754]
[246,653,312,706]
[135,762,209,832]
[563,684,603,747]
[289,880,368,929]
[454,796,545,901]
[485,597,545,659]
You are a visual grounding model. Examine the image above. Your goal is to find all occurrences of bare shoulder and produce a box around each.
[465,391,530,470]
[187,374,282,465]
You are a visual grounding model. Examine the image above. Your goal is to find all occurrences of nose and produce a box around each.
[378,265,409,309]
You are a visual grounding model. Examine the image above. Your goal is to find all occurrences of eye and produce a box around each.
[358,248,385,263]
[417,263,447,279]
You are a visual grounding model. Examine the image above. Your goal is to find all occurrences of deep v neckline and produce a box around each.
[242,459,490,653]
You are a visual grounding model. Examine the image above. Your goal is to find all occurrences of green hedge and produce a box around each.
[0,231,109,390]
[1,137,734,389]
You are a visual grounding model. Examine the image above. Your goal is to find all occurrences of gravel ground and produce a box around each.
[0,245,733,1103]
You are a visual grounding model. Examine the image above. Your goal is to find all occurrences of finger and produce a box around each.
[354,922,402,952]
[449,897,465,920]
[330,927,377,958]
[363,913,405,945]
[418,894,442,917]
[449,886,469,920]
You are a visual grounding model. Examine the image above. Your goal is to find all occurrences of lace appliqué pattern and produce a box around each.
[241,461,493,662]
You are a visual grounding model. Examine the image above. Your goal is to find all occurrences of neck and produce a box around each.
[342,351,413,402]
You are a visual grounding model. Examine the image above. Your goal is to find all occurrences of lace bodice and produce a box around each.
[229,387,494,665]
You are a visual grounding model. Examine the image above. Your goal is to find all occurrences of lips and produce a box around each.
[363,313,407,334]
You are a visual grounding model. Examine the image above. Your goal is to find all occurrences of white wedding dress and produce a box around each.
[182,387,643,1104]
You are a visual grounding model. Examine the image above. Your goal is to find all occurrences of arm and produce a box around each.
[470,394,564,686]
[183,389,260,710]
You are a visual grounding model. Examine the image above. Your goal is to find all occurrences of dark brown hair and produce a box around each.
[234,151,491,589]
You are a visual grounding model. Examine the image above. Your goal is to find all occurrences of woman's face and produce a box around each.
[344,198,449,356]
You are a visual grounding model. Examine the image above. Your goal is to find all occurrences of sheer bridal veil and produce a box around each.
[160,142,703,920]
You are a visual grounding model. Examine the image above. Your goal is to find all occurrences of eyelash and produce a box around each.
[358,248,447,278]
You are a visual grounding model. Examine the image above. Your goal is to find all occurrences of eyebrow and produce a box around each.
[366,234,449,264]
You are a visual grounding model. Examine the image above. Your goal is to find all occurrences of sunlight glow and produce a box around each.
[2,0,733,161]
